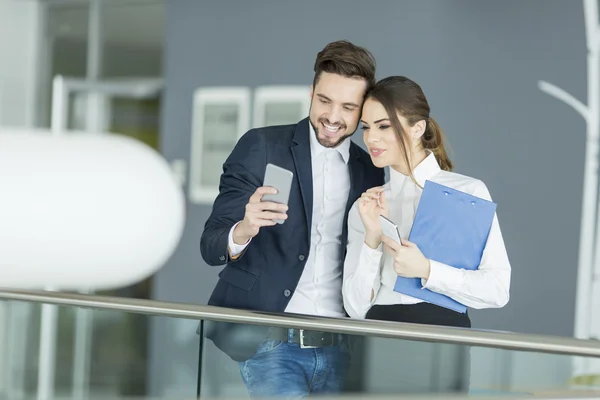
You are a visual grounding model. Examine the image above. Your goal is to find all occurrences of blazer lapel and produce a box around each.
[340,144,364,259]
[346,144,364,216]
[291,118,313,239]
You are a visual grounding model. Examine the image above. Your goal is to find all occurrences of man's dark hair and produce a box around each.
[313,40,376,92]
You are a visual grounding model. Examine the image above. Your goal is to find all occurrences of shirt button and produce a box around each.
[298,255,305,261]
[219,255,226,261]
[284,289,291,297]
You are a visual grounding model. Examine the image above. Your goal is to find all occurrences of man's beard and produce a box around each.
[309,118,352,148]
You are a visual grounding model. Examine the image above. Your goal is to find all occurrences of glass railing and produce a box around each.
[0,288,598,399]
[198,321,600,397]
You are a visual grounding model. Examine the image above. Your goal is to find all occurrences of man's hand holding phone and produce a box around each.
[232,187,288,245]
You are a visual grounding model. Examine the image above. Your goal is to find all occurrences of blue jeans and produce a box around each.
[238,330,350,398]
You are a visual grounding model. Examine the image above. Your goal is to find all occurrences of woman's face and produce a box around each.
[360,98,411,170]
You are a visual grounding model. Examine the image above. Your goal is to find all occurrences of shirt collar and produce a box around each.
[308,121,350,164]
[390,151,441,198]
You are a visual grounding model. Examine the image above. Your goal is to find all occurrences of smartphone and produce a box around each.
[379,215,402,244]
[261,163,294,224]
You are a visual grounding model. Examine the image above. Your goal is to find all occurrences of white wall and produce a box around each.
[0,0,43,128]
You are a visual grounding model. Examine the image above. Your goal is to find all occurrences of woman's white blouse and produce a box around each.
[342,152,511,319]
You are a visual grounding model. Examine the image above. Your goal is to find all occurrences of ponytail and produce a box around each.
[422,117,453,171]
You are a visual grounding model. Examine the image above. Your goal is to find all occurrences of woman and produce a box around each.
[342,76,511,327]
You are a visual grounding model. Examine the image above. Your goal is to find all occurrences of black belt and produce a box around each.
[267,328,343,348]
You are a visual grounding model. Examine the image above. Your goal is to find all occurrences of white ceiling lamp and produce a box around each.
[0,128,185,291]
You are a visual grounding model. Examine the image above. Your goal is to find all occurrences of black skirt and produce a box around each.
[365,302,471,328]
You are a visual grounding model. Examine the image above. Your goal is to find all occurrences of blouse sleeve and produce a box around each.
[342,201,386,319]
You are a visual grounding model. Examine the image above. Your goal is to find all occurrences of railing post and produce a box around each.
[196,320,204,399]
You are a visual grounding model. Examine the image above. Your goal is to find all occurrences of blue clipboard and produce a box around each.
[393,180,497,313]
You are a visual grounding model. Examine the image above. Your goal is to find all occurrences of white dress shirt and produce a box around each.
[228,124,350,318]
[343,151,511,319]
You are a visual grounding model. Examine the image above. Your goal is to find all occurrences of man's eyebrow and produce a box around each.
[316,94,359,108]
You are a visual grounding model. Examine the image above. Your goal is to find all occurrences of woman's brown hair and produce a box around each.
[366,76,452,184]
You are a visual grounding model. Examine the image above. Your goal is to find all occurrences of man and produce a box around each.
[200,40,384,397]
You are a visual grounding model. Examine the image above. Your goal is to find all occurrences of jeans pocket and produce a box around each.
[254,339,284,356]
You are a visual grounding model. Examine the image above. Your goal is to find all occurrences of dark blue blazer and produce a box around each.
[199,118,384,360]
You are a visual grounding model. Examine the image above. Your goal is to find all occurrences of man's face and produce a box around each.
[309,72,368,148]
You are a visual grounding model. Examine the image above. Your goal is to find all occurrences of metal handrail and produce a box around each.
[0,288,598,358]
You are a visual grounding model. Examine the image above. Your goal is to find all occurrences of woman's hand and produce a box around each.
[381,236,431,279]
[358,187,389,249]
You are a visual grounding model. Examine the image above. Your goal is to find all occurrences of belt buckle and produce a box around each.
[299,329,317,349]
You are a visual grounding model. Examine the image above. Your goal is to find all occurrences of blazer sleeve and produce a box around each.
[199,129,267,266]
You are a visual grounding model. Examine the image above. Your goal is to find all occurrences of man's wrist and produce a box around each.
[233,223,251,245]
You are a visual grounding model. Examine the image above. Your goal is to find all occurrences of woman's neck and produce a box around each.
[391,148,428,176]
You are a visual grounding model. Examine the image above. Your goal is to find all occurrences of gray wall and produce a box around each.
[150,0,586,396]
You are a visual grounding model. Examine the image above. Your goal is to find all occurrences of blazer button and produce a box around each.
[219,255,225,261]
[298,255,305,261]
[284,289,291,297]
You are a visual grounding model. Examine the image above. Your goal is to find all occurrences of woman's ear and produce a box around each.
[411,119,427,139]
